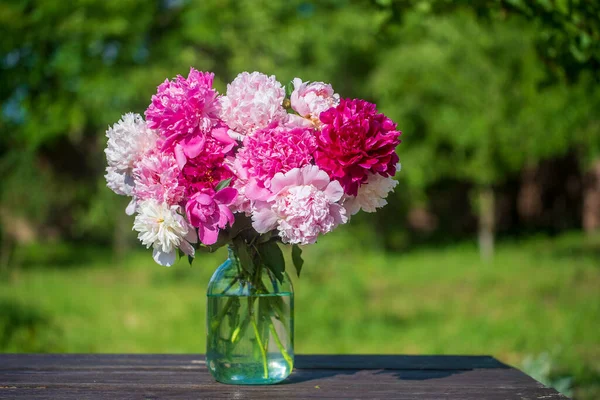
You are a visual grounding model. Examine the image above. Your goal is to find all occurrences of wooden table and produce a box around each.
[0,354,568,399]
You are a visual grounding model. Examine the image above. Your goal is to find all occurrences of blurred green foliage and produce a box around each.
[1,0,599,257]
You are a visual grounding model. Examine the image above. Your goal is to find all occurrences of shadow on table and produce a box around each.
[283,355,511,385]
[282,368,467,384]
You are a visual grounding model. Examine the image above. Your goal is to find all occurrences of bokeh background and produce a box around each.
[1,0,599,398]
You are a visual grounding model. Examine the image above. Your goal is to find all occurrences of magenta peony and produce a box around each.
[178,137,235,197]
[236,123,317,190]
[185,188,237,245]
[145,68,220,154]
[219,72,287,138]
[314,99,401,196]
[251,165,348,245]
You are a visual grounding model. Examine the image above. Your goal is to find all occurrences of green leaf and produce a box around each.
[215,177,233,191]
[292,244,304,277]
[285,81,294,98]
[234,238,255,276]
[258,241,285,283]
[256,231,274,244]
[187,255,194,266]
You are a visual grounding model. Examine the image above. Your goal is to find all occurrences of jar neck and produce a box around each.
[224,242,293,295]
[227,243,261,281]
[227,245,238,265]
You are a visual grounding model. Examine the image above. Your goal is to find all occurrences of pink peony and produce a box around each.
[314,99,401,196]
[178,136,236,197]
[284,114,315,129]
[132,149,185,206]
[236,123,317,191]
[290,78,339,120]
[228,158,252,215]
[251,165,348,245]
[172,122,237,169]
[145,68,220,154]
[219,72,287,138]
[185,188,237,245]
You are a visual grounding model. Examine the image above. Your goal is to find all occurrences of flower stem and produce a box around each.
[269,323,293,371]
[250,314,269,379]
[210,296,234,332]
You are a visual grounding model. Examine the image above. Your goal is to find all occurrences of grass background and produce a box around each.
[1,230,598,398]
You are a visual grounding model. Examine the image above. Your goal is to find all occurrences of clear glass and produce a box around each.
[206,247,294,384]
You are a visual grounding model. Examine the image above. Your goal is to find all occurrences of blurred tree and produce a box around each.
[0,0,388,262]
[0,0,598,264]
[374,0,600,82]
[370,8,599,258]
[374,0,600,240]
[0,0,189,261]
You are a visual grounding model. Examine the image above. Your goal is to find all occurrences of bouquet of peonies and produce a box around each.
[104,69,401,270]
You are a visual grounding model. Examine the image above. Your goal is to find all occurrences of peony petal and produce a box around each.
[182,135,206,160]
[199,224,219,245]
[174,144,187,169]
[329,203,349,225]
[227,129,245,141]
[270,168,302,194]
[233,158,249,180]
[286,114,313,128]
[125,198,137,216]
[301,165,330,189]
[324,180,344,202]
[292,77,304,90]
[217,204,235,228]
[193,193,214,206]
[185,227,198,244]
[245,179,271,201]
[152,248,176,267]
[179,241,195,257]
[252,206,278,233]
[214,187,238,205]
[343,196,361,216]
[211,125,237,152]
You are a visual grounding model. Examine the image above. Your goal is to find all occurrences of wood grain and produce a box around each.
[0,354,569,399]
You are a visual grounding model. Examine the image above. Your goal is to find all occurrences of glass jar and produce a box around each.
[206,246,294,384]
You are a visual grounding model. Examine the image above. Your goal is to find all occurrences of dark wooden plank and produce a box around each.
[0,354,568,400]
[0,367,539,387]
[0,354,504,370]
[0,386,568,400]
[0,354,204,370]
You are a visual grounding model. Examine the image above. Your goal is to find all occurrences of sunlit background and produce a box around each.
[1,1,599,398]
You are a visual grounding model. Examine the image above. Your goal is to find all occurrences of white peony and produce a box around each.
[219,72,287,138]
[105,166,135,197]
[132,200,198,267]
[343,170,400,216]
[104,113,158,197]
